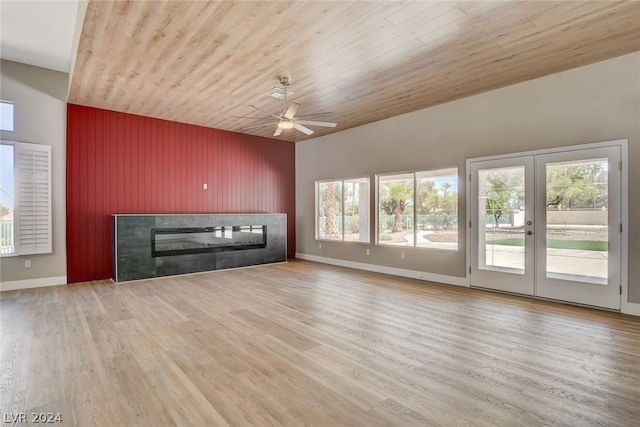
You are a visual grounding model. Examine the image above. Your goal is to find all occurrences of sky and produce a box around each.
[433,175,458,194]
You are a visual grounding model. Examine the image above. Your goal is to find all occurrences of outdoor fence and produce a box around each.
[318,215,361,235]
[379,214,457,232]
[0,220,14,254]
[485,209,607,228]
[319,210,603,236]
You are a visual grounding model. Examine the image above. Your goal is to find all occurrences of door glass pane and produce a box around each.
[478,166,525,273]
[545,158,608,284]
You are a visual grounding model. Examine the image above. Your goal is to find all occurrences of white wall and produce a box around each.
[0,59,68,289]
[296,52,640,304]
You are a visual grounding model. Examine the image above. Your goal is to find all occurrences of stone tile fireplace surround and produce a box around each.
[112,214,286,282]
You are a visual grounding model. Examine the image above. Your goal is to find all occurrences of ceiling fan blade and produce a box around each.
[295,112,335,119]
[296,120,337,128]
[293,123,314,135]
[249,104,280,119]
[273,127,283,137]
[283,102,300,120]
[243,121,277,130]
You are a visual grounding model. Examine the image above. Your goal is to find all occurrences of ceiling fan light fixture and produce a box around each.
[265,87,294,99]
[278,120,294,129]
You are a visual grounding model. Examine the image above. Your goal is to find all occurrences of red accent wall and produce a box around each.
[66,104,295,283]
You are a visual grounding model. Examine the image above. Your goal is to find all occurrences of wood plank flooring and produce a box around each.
[1,260,639,426]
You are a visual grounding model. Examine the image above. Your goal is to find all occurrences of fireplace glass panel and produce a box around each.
[152,225,267,257]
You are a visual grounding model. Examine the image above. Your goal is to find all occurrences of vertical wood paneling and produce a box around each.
[87,108,97,276]
[78,107,89,279]
[66,104,296,283]
[66,107,80,278]
[197,127,204,213]
[102,112,112,272]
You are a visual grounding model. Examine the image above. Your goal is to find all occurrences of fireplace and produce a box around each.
[112,214,286,282]
[151,225,267,257]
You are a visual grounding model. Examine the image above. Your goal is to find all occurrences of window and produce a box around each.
[0,141,52,256]
[378,168,458,250]
[316,177,370,242]
[1,101,14,131]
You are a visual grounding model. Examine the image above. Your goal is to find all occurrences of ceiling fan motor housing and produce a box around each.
[280,76,291,86]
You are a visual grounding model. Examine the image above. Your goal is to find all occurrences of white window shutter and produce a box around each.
[15,143,51,255]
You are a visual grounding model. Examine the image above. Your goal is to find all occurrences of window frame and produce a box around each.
[0,140,52,257]
[376,167,459,251]
[315,175,370,243]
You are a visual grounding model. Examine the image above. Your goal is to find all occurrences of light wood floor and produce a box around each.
[2,260,639,426]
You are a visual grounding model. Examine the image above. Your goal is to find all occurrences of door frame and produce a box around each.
[465,139,629,310]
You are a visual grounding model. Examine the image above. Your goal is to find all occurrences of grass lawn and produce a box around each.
[487,238,607,251]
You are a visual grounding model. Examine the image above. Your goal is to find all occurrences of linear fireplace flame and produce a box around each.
[151,225,267,257]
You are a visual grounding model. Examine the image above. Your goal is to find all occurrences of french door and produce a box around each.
[469,143,622,310]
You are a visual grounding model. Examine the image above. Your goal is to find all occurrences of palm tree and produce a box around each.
[441,182,453,213]
[386,182,413,233]
[325,182,339,238]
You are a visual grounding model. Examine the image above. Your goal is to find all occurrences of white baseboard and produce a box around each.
[622,302,640,316]
[0,275,67,292]
[295,253,468,287]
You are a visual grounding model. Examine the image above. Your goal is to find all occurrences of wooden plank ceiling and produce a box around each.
[69,1,640,142]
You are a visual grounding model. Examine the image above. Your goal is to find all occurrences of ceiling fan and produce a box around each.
[234,77,337,137]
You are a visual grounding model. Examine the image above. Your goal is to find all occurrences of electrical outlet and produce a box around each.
[203,183,208,190]
[25,260,31,268]
[401,252,405,259]
[366,248,370,255]
[319,243,322,249]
